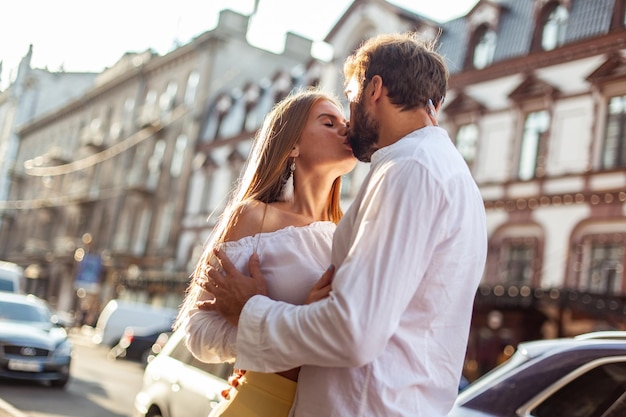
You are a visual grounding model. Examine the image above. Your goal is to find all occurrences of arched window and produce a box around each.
[146,139,166,190]
[201,94,231,142]
[541,3,568,51]
[183,71,200,107]
[218,89,246,138]
[159,81,178,115]
[472,25,496,70]
[170,135,188,178]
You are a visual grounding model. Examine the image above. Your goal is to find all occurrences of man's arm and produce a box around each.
[199,253,335,325]
[203,162,447,372]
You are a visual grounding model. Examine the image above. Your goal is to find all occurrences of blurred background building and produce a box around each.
[0,0,625,378]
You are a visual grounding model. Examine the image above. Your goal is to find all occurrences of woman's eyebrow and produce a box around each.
[317,112,341,120]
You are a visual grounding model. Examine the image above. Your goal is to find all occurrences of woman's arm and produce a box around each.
[184,201,267,363]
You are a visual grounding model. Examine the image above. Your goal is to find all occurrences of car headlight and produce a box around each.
[53,340,72,357]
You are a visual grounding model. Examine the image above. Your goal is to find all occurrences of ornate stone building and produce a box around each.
[293,0,626,378]
[0,45,96,230]
[434,0,626,377]
[0,9,315,320]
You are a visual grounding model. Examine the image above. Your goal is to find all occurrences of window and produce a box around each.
[147,140,166,190]
[169,334,192,362]
[500,243,535,286]
[243,85,262,132]
[190,356,234,381]
[145,90,157,109]
[159,81,178,115]
[132,207,151,256]
[456,123,479,167]
[531,361,626,417]
[201,94,231,142]
[541,4,568,51]
[139,89,159,127]
[128,141,152,186]
[587,242,624,295]
[518,110,550,180]
[156,202,174,248]
[183,71,200,107]
[472,26,496,70]
[113,210,131,251]
[218,90,246,137]
[170,135,188,178]
[603,95,626,169]
[123,97,135,131]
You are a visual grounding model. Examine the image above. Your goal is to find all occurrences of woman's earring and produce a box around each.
[278,161,296,203]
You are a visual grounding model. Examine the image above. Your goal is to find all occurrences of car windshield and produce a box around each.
[0,280,15,292]
[0,300,51,323]
[455,349,531,404]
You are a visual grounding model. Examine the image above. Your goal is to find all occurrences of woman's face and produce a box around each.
[295,99,357,177]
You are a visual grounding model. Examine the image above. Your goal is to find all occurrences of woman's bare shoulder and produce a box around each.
[223,200,267,242]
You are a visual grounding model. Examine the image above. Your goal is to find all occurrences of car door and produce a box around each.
[517,356,626,417]
[165,335,230,417]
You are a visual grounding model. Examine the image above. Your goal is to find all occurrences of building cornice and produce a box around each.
[450,28,626,90]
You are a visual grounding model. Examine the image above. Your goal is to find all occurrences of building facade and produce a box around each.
[1,0,625,378]
[435,0,626,378]
[0,9,316,322]
[0,45,96,229]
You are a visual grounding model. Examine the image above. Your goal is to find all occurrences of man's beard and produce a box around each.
[348,99,379,163]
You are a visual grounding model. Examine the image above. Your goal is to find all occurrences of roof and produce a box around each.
[437,0,616,74]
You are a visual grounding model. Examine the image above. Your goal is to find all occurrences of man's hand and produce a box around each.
[305,265,335,304]
[196,248,268,326]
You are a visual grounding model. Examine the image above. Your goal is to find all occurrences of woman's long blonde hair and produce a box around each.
[174,88,346,329]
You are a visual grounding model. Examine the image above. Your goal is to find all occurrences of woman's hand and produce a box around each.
[305,265,335,304]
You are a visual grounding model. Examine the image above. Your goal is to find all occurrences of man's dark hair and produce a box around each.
[343,32,448,111]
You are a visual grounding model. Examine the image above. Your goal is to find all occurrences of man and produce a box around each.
[201,32,487,417]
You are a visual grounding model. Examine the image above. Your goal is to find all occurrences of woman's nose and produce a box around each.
[339,122,349,136]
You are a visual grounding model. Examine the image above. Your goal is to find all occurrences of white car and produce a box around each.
[448,333,626,417]
[0,261,24,293]
[132,327,233,417]
[93,299,178,346]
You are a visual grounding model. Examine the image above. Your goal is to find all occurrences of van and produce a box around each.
[0,261,24,293]
[93,299,178,346]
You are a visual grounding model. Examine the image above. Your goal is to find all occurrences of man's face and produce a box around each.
[345,77,379,163]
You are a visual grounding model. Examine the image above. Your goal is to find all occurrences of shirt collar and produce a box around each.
[371,126,440,165]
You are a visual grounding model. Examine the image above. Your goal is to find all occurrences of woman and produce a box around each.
[174,88,357,417]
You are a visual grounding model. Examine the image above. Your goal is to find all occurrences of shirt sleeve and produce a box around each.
[185,293,238,363]
[185,244,253,364]
[235,161,449,372]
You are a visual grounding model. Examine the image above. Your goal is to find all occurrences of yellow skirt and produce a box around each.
[209,371,297,417]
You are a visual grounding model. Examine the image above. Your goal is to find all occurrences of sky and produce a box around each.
[1,0,479,90]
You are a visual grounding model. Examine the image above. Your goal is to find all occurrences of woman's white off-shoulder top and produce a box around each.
[185,221,335,363]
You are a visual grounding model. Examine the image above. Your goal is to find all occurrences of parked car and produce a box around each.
[93,299,178,346]
[133,327,233,417]
[449,332,626,417]
[109,326,173,365]
[0,260,24,293]
[0,292,72,388]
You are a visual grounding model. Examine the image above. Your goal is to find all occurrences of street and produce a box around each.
[0,330,145,417]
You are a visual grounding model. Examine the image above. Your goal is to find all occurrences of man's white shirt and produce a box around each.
[236,126,488,417]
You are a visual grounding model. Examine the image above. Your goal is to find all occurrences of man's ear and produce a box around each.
[369,75,384,103]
